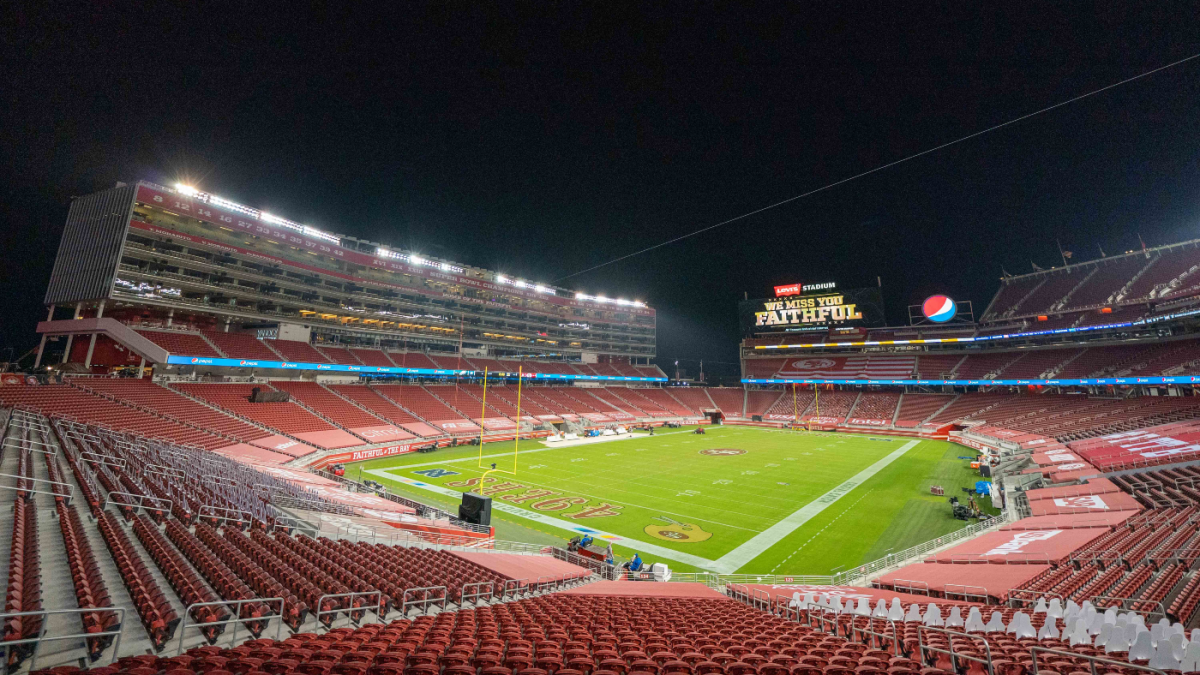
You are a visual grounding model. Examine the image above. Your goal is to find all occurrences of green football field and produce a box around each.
[355,426,998,575]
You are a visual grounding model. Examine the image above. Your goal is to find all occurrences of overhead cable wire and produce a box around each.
[555,52,1200,282]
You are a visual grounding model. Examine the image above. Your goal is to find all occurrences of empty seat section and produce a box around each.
[520,388,587,415]
[894,394,953,426]
[762,390,814,420]
[999,348,1082,378]
[267,340,329,363]
[428,354,472,370]
[0,384,226,450]
[1065,255,1153,309]
[452,384,522,417]
[1125,246,1200,301]
[349,348,395,367]
[201,330,282,360]
[134,329,221,357]
[421,385,486,418]
[369,386,477,433]
[172,383,348,450]
[632,388,693,415]
[604,388,668,417]
[314,345,363,365]
[328,385,441,437]
[702,388,743,417]
[271,382,406,438]
[486,386,556,416]
[74,379,270,443]
[982,273,1049,320]
[392,352,439,369]
[666,387,715,414]
[848,392,899,423]
[954,352,1024,379]
[745,390,784,416]
[914,354,965,379]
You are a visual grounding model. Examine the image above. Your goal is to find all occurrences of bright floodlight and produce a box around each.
[175,183,198,196]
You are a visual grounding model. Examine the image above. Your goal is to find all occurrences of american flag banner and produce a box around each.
[774,354,916,379]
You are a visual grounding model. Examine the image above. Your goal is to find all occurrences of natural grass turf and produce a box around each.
[358,426,996,574]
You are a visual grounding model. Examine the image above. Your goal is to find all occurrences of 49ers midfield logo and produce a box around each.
[700,448,746,456]
[791,359,836,369]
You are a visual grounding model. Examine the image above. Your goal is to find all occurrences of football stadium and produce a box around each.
[4,175,1200,671]
[7,8,1200,675]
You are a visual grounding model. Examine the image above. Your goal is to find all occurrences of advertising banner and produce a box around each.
[739,287,886,335]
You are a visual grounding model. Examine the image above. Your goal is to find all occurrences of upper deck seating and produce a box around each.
[134,329,220,357]
[201,330,282,360]
[349,348,395,367]
[313,346,362,365]
[268,340,328,363]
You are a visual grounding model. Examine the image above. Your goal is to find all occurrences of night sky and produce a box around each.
[3,4,1199,379]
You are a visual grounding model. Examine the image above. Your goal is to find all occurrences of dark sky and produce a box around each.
[3,3,1199,378]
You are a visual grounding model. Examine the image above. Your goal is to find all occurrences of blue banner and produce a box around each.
[165,355,667,382]
[741,376,1198,386]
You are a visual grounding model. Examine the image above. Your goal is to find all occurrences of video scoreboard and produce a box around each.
[739,284,885,336]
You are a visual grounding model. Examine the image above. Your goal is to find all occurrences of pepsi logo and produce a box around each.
[922,295,956,323]
[190,358,199,364]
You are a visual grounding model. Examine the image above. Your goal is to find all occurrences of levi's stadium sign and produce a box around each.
[774,281,836,297]
[740,287,885,335]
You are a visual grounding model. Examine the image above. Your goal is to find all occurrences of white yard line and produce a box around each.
[708,440,922,573]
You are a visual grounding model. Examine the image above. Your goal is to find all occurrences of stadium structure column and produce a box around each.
[166,308,174,327]
[32,305,54,369]
[60,302,82,365]
[136,357,145,378]
[83,300,105,368]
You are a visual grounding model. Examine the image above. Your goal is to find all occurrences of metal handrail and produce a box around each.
[315,591,384,630]
[0,606,126,670]
[102,491,172,514]
[198,505,252,527]
[81,452,126,468]
[461,581,495,607]
[891,578,930,595]
[177,598,284,655]
[1029,646,1165,675]
[0,483,73,505]
[402,586,447,616]
[502,579,525,601]
[1091,594,1168,620]
[848,615,901,655]
[144,464,186,480]
[944,584,991,604]
[919,625,994,675]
